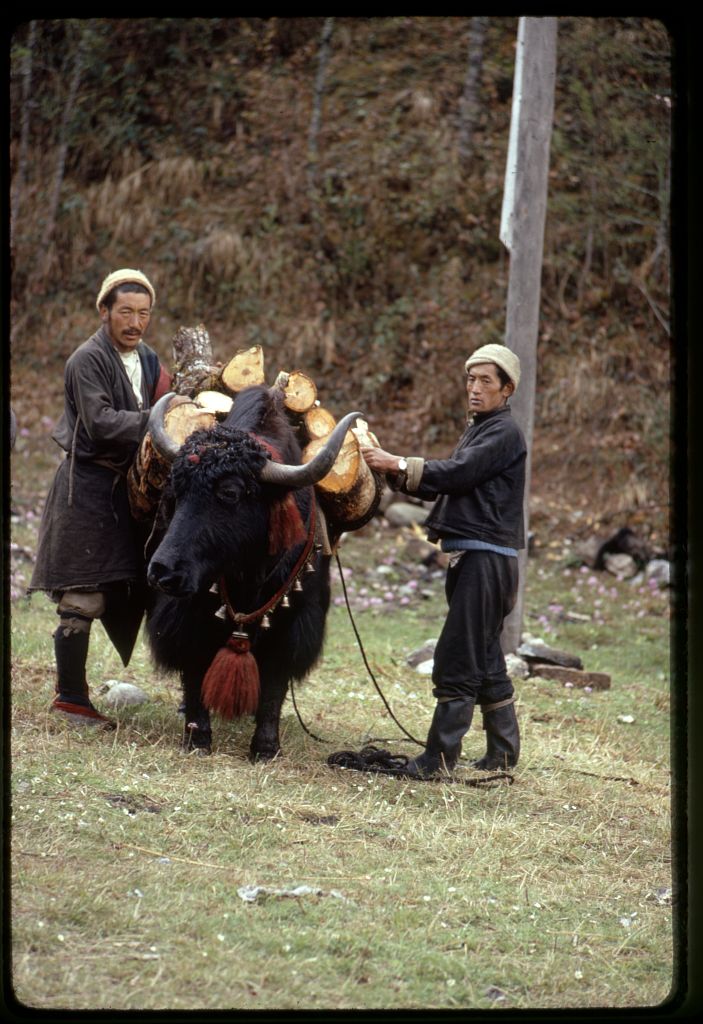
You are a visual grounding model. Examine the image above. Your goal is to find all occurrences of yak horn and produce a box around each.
[146,392,182,462]
[260,411,366,489]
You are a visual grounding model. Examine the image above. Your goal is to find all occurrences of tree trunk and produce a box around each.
[11,19,36,248]
[499,17,557,653]
[307,16,335,203]
[458,16,488,171]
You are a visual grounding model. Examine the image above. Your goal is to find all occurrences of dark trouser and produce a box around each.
[431,549,518,705]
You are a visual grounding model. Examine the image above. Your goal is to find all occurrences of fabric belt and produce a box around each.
[441,538,518,558]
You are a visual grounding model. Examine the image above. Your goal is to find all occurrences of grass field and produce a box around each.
[6,507,676,1014]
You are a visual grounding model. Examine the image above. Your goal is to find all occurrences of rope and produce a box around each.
[327,745,514,787]
[334,551,424,748]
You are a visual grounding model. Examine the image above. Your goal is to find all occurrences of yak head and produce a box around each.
[145,388,362,598]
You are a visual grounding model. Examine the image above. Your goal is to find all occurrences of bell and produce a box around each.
[281,594,290,608]
[209,582,220,595]
[261,613,271,629]
[293,578,303,592]
[215,605,227,620]
[305,560,315,574]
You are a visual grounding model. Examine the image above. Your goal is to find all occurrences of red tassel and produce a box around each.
[268,493,306,555]
[201,633,260,719]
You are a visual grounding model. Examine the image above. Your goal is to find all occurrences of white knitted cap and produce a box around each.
[96,269,155,311]
[465,343,520,391]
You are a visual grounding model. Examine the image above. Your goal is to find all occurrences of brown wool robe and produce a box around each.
[29,326,168,595]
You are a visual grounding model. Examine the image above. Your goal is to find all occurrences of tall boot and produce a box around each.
[52,624,115,728]
[470,698,519,770]
[402,698,475,779]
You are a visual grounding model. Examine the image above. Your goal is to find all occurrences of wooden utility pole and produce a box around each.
[500,17,557,653]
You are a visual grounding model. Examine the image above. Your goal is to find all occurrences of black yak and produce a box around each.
[144,385,363,760]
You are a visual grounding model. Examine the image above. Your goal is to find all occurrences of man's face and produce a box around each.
[100,289,152,353]
[465,362,514,414]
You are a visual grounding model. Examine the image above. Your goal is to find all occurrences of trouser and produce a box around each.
[53,591,106,704]
[431,549,518,706]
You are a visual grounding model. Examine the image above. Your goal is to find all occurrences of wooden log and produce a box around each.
[303,429,383,532]
[127,400,217,520]
[303,404,336,441]
[220,345,266,394]
[171,324,222,396]
[194,390,234,417]
[273,369,318,414]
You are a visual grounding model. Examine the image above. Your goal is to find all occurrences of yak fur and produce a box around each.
[145,386,331,760]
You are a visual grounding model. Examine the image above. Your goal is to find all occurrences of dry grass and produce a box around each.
[8,522,675,1012]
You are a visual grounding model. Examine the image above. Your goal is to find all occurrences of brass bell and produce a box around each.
[215,605,227,620]
[281,594,290,608]
[261,613,271,629]
[293,578,303,592]
[305,560,315,573]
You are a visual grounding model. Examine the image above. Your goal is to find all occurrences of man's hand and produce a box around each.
[361,446,404,474]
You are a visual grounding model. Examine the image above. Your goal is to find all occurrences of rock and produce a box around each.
[573,536,602,569]
[384,502,428,528]
[407,638,437,667]
[645,558,671,588]
[595,527,652,569]
[505,653,530,679]
[603,552,638,579]
[415,659,434,676]
[529,664,611,690]
[102,681,150,707]
[516,640,583,670]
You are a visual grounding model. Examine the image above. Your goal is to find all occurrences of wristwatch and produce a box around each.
[397,457,408,473]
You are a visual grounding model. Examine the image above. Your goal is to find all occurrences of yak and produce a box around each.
[144,384,363,760]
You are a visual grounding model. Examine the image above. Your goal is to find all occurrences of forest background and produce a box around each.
[8,15,676,558]
[5,16,693,1015]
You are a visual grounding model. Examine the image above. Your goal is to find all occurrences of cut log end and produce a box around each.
[220,345,266,394]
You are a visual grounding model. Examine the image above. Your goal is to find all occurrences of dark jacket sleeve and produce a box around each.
[68,345,149,447]
[419,418,523,496]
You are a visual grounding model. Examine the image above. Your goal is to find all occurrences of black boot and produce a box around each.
[403,699,475,779]
[470,698,519,770]
[52,625,115,728]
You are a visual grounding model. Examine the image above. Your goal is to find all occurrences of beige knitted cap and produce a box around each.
[465,343,520,391]
[96,269,156,311]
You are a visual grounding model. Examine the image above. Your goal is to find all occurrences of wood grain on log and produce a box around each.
[220,345,265,393]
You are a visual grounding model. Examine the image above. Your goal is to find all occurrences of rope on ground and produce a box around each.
[327,745,514,787]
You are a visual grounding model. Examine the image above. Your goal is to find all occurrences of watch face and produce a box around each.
[398,458,408,471]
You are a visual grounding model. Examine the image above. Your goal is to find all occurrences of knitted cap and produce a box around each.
[465,343,520,391]
[96,269,156,311]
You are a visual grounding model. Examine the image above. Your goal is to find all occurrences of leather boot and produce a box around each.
[470,698,519,770]
[51,625,115,727]
[403,698,475,779]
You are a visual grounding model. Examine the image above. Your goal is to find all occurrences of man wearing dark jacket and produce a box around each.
[29,269,171,726]
[361,344,526,778]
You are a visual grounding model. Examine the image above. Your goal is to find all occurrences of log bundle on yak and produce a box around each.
[143,383,367,760]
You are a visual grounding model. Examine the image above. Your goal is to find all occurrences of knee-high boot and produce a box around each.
[470,697,520,770]
[403,698,475,779]
[52,624,114,727]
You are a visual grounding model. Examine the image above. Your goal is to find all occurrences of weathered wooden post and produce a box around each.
[499,17,557,653]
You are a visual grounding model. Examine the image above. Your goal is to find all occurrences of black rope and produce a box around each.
[288,677,330,744]
[334,551,424,747]
[327,745,514,787]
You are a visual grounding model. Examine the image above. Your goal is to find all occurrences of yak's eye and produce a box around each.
[216,479,242,503]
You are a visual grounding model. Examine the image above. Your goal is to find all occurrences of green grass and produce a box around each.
[9,522,674,1012]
